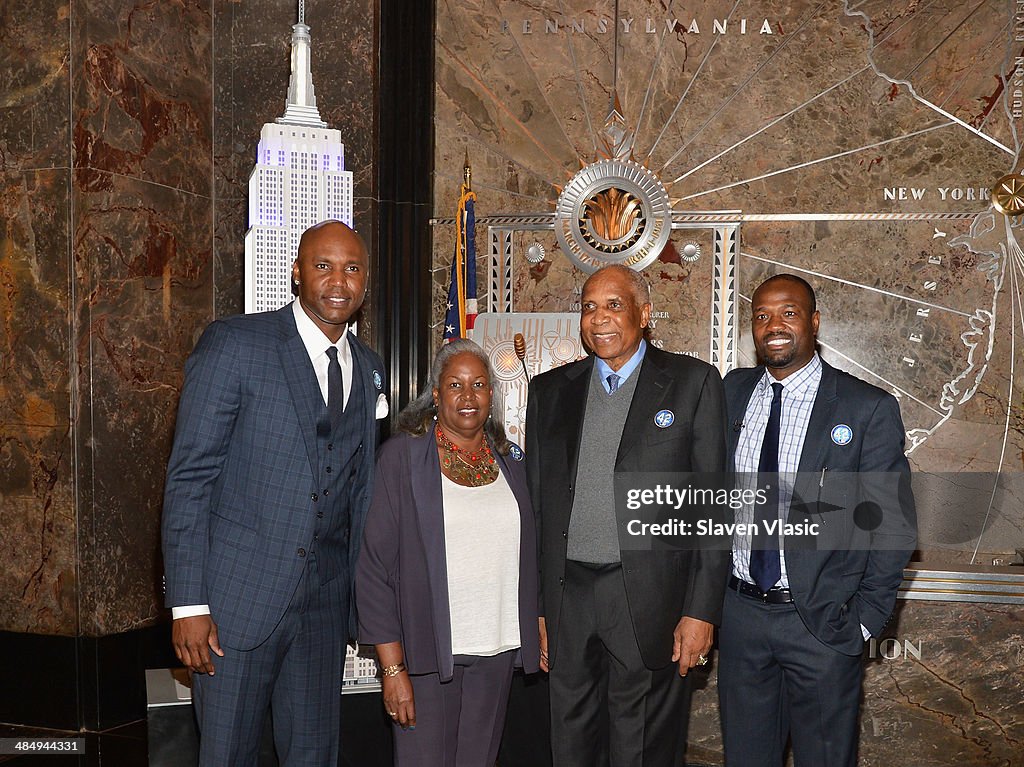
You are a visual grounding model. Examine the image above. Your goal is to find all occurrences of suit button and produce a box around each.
[562,531,567,539]
[568,484,573,493]
[326,466,333,474]
[311,493,318,502]
[313,534,319,542]
[327,443,334,451]
[317,511,324,519]
[323,489,329,496]
[297,548,306,558]
[559,577,565,586]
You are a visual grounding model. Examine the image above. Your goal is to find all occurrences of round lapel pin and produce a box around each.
[509,443,524,461]
[831,424,853,445]
[373,371,383,391]
[654,409,675,428]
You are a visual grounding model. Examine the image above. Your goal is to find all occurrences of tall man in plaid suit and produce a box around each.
[162,220,387,766]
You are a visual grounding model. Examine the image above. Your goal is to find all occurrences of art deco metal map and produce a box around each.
[432,1,1024,563]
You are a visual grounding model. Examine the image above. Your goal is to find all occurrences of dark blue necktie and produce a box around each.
[750,382,783,591]
[607,373,621,394]
[326,346,344,429]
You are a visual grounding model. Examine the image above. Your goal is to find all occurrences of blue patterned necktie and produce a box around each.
[326,346,344,428]
[750,381,783,591]
[606,373,621,394]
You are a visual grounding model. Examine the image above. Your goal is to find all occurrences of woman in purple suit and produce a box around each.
[355,339,540,767]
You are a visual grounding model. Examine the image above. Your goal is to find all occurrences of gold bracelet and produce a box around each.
[380,662,406,677]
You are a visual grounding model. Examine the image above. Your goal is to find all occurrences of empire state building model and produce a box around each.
[244,1,354,314]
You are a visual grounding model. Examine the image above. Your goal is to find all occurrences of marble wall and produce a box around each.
[0,0,213,637]
[0,0,378,638]
[687,598,1024,766]
[1,0,77,633]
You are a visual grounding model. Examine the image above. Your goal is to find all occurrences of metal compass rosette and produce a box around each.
[555,158,672,274]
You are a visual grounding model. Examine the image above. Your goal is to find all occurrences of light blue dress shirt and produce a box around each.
[594,339,647,393]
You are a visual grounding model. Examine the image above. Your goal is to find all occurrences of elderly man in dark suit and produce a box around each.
[162,220,387,766]
[526,264,728,767]
[718,273,917,767]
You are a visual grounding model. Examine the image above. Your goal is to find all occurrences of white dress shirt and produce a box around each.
[291,298,353,410]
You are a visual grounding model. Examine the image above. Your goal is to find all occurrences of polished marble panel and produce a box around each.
[688,597,1024,766]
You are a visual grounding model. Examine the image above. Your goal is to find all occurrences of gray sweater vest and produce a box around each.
[567,365,640,564]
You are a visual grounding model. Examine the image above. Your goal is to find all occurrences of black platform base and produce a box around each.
[0,624,179,732]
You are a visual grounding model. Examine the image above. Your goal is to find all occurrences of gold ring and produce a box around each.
[388,711,398,717]
[697,654,709,666]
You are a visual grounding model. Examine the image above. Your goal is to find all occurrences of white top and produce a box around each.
[440,470,521,656]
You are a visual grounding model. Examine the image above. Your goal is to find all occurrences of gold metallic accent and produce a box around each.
[463,150,472,190]
[905,576,1021,586]
[697,654,709,666]
[898,587,1024,598]
[991,173,1024,215]
[583,187,643,242]
[555,157,671,272]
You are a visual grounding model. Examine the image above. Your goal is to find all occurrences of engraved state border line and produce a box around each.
[739,251,975,319]
[841,0,1015,160]
[915,95,1013,157]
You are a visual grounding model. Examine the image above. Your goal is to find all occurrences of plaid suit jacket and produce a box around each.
[162,303,385,650]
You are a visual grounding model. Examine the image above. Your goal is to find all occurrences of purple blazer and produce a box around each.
[355,429,540,681]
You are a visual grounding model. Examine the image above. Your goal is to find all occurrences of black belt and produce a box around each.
[728,575,794,604]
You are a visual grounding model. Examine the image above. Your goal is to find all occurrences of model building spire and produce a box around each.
[278,0,326,127]
[244,0,354,314]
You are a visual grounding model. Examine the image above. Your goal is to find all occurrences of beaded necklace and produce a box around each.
[436,423,498,487]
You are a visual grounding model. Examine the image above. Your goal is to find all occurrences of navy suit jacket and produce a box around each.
[526,346,729,669]
[355,430,541,682]
[724,358,917,655]
[162,303,385,650]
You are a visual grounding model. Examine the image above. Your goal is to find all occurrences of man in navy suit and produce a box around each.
[162,220,387,766]
[717,274,916,767]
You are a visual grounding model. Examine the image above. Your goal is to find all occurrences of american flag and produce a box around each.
[443,183,477,342]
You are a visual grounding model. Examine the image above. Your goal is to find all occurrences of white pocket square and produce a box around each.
[375,393,389,419]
